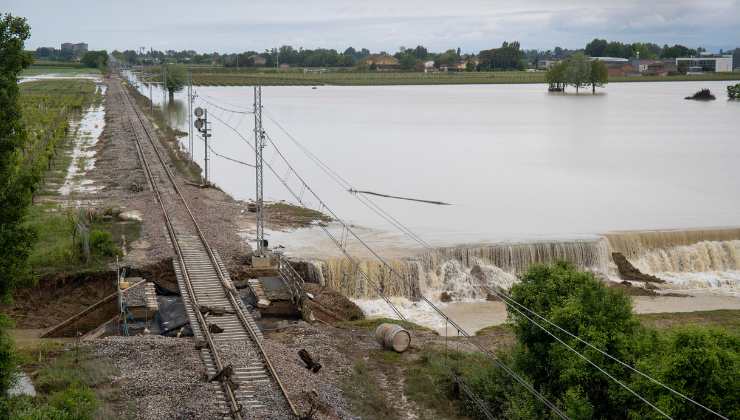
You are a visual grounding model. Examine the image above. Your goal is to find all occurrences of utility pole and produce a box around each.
[162,64,167,106]
[203,109,209,184]
[253,85,266,257]
[187,70,193,159]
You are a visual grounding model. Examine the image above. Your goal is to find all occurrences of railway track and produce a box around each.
[117,78,297,419]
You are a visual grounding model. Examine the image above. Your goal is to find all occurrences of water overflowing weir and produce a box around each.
[301,228,740,299]
[304,239,611,299]
[605,228,740,259]
[606,229,740,272]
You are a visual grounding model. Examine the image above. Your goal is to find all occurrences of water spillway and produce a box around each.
[302,229,740,299]
[305,239,610,299]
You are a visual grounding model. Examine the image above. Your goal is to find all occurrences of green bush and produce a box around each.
[4,385,97,420]
[88,229,119,258]
[0,315,18,396]
[413,262,737,419]
[728,83,740,99]
[633,327,740,419]
[48,384,97,420]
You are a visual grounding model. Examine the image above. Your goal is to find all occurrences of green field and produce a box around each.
[21,65,100,77]
[17,80,136,277]
[139,66,740,86]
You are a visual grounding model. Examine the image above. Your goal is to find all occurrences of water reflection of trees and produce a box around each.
[163,98,187,128]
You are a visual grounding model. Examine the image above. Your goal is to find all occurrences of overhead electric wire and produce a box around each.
[209,105,567,419]
[349,189,452,206]
[258,124,569,420]
[258,108,727,420]
[263,111,434,248]
[197,94,254,115]
[482,284,728,419]
[206,143,255,167]
[205,111,406,321]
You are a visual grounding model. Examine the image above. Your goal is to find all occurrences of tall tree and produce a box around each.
[565,52,591,93]
[589,60,608,94]
[81,50,108,69]
[661,44,696,58]
[163,63,187,100]
[478,41,524,70]
[0,13,32,401]
[585,38,608,57]
[509,263,644,418]
[545,60,568,92]
[0,13,33,303]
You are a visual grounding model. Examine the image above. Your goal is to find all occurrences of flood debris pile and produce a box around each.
[685,88,716,100]
[611,252,665,284]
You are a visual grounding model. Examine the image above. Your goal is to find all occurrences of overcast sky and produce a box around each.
[6,0,740,53]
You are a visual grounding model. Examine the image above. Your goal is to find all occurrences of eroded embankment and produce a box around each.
[1,259,178,330]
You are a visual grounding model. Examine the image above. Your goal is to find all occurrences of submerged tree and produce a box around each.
[545,60,568,92]
[163,63,187,100]
[589,59,608,94]
[565,53,591,93]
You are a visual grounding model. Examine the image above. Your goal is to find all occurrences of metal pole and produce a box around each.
[253,85,265,256]
[188,70,192,159]
[162,65,167,106]
[204,108,209,185]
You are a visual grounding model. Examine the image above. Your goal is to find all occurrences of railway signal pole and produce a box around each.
[194,107,211,185]
[253,85,266,257]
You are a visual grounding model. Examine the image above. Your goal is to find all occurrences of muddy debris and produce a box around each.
[612,252,665,284]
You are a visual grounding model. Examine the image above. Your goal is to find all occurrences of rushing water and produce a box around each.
[126,73,740,312]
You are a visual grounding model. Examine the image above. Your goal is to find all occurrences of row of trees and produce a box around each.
[584,38,700,59]
[110,39,720,72]
[80,50,108,69]
[545,53,608,94]
[111,41,525,71]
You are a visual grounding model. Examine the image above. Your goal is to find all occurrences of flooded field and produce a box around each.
[130,77,740,244]
[126,73,740,328]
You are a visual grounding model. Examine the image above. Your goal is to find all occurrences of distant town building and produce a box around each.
[676,56,733,73]
[279,63,290,70]
[439,61,467,72]
[60,42,88,57]
[537,59,558,70]
[361,54,400,71]
[423,60,436,72]
[642,60,676,76]
[249,54,267,66]
[734,48,740,70]
[589,57,636,77]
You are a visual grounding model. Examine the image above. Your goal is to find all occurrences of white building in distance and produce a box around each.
[676,56,733,73]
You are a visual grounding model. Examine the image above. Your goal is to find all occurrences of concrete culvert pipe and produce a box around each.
[375,323,411,353]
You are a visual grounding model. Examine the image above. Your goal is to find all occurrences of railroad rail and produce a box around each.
[117,78,297,419]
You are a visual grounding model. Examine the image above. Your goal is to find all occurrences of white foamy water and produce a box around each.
[353,297,455,333]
